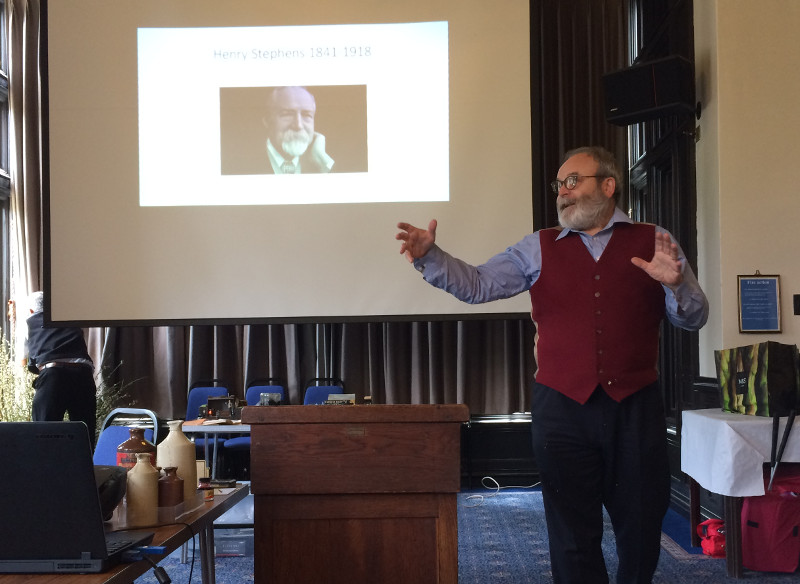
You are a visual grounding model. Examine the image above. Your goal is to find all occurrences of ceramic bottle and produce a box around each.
[126,452,158,526]
[156,420,198,505]
[117,427,157,470]
[158,467,184,507]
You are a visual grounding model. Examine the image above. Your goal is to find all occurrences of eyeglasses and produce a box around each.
[550,175,604,194]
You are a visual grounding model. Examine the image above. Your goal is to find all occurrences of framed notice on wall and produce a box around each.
[738,274,781,333]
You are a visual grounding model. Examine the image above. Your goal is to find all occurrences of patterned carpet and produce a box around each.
[456,487,797,583]
[134,488,799,584]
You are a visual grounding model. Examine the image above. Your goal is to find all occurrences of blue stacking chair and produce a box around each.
[303,377,345,405]
[224,379,286,451]
[93,408,160,466]
[186,382,229,421]
[186,382,229,472]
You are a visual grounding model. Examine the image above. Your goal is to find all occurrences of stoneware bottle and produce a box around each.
[126,452,158,526]
[156,420,198,504]
[117,427,157,470]
[158,466,184,508]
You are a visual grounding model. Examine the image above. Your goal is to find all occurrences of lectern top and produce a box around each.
[241,403,469,425]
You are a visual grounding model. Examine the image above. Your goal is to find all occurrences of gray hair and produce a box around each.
[267,86,316,111]
[28,291,44,314]
[562,146,624,201]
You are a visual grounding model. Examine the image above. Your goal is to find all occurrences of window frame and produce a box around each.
[0,0,11,341]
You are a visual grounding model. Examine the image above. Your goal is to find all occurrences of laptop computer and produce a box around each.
[0,421,154,573]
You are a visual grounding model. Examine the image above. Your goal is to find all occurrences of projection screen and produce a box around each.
[42,0,533,326]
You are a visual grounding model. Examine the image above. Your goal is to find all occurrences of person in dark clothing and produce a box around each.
[25,292,97,442]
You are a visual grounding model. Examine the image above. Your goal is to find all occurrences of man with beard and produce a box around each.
[395,146,708,584]
[263,86,334,174]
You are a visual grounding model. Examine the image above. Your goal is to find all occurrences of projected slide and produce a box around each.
[45,0,532,324]
[137,22,449,206]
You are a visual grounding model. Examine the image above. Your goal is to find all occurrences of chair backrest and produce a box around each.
[93,408,158,466]
[303,386,341,405]
[246,377,285,404]
[97,407,160,440]
[186,386,228,420]
[302,377,345,405]
[245,385,285,406]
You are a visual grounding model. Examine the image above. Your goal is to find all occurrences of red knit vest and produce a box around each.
[530,223,665,404]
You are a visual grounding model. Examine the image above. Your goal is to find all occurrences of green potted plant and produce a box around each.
[0,336,35,422]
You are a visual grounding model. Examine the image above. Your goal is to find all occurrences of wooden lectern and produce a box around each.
[241,403,469,584]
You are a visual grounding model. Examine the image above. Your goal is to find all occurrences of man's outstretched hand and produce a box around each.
[396,219,437,263]
[631,231,683,289]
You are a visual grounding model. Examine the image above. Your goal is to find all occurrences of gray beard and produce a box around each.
[281,131,312,157]
[557,195,612,231]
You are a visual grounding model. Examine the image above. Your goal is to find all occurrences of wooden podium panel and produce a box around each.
[242,404,469,584]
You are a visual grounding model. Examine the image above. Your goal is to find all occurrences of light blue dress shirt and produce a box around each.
[413,208,709,330]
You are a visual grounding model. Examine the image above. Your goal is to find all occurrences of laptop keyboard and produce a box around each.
[105,531,152,555]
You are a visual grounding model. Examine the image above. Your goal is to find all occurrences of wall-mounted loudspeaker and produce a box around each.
[602,55,694,126]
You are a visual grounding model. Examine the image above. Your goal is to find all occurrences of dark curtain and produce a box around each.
[89,320,536,419]
[532,0,628,230]
[13,0,627,421]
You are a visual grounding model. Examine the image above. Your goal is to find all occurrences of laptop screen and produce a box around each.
[0,421,152,573]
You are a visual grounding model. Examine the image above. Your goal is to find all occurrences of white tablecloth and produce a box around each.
[681,408,800,497]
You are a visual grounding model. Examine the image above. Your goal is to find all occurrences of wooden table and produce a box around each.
[0,484,249,584]
[681,409,800,578]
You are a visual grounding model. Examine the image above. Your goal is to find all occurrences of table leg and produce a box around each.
[207,526,216,584]
[723,495,743,578]
[212,437,219,480]
[199,523,217,584]
[689,477,701,547]
[203,433,211,477]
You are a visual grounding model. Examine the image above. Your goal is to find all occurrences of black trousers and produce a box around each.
[530,382,670,584]
[32,366,97,444]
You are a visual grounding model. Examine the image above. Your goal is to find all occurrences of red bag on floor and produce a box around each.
[741,466,800,573]
[697,518,726,558]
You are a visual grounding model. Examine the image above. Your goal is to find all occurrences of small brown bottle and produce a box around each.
[158,467,184,507]
[198,477,214,502]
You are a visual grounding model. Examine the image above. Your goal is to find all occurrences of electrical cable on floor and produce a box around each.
[461,475,541,507]
[143,554,172,584]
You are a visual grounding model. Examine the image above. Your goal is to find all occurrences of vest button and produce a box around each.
[594,292,600,298]
[594,274,601,280]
